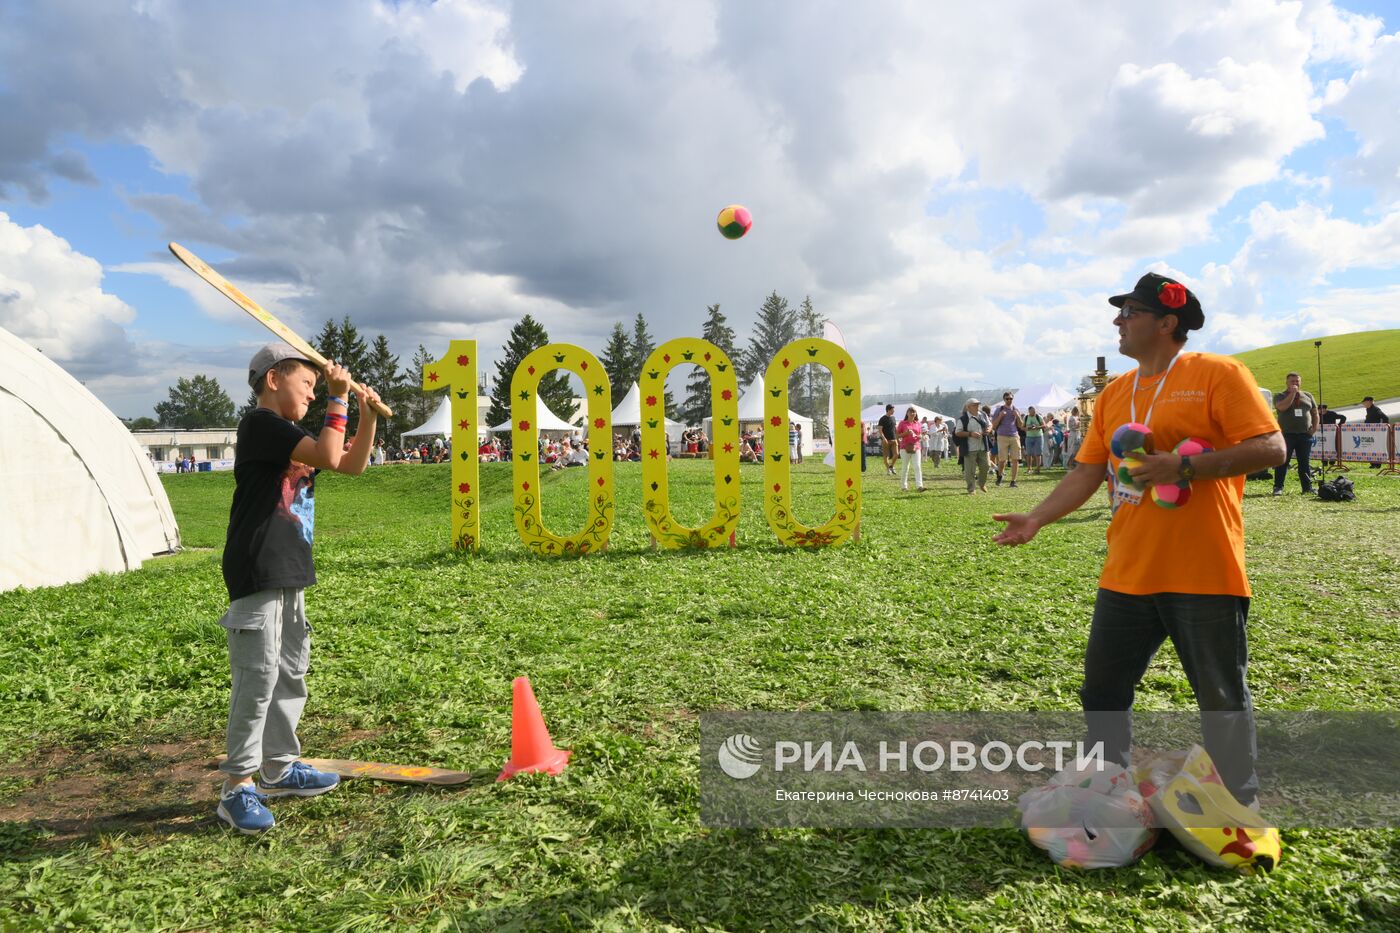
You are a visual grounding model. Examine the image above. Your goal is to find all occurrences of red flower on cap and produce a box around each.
[1158,282,1188,309]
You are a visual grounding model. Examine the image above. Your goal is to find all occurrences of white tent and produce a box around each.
[859,403,957,424]
[609,382,686,444]
[489,397,578,435]
[403,395,491,440]
[705,377,815,456]
[1014,383,1077,412]
[0,326,181,592]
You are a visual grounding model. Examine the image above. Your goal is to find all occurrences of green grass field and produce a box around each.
[1233,329,1400,408]
[2,460,1399,930]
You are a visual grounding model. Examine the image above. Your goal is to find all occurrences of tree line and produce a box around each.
[135,291,835,439]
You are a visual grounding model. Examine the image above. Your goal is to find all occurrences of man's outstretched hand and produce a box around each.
[993,512,1041,546]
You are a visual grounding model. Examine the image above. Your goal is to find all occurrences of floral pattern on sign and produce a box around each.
[424,339,480,552]
[638,338,741,548]
[762,338,862,548]
[511,343,613,555]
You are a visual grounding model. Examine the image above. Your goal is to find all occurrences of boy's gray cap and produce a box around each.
[249,343,315,387]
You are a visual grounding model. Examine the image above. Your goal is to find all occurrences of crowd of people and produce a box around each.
[869,397,1083,494]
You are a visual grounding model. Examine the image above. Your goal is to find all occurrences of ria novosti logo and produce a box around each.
[717,733,763,779]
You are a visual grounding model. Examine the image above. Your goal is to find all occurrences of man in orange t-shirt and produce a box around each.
[992,272,1284,807]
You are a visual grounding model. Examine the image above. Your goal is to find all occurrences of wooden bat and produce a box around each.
[216,755,472,786]
[168,241,393,417]
[299,757,472,786]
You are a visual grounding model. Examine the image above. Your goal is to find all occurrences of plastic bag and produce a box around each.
[1134,745,1282,873]
[1019,761,1158,869]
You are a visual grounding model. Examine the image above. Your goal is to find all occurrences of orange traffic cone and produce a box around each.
[497,676,571,781]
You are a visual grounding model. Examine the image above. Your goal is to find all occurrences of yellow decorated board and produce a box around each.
[762,339,862,547]
[639,339,740,548]
[422,342,480,552]
[511,344,614,555]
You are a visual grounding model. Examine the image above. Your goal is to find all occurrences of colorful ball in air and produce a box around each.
[1173,436,1214,458]
[1117,456,1146,490]
[1151,482,1192,509]
[1111,422,1154,459]
[717,204,752,240]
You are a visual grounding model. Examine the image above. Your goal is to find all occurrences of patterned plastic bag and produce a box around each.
[1019,761,1159,869]
[1134,745,1282,873]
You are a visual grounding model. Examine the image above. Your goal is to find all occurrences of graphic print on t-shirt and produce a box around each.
[281,463,316,545]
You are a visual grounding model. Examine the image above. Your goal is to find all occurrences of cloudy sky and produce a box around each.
[1,0,1397,418]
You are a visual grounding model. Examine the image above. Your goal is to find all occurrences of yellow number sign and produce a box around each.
[639,339,740,548]
[511,344,614,555]
[762,339,862,547]
[422,341,480,551]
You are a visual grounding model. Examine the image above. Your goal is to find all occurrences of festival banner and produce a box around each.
[1337,423,1391,464]
[1312,425,1338,462]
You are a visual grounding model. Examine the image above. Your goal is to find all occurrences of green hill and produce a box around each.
[1233,329,1400,407]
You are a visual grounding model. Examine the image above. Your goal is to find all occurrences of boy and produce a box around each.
[216,343,382,833]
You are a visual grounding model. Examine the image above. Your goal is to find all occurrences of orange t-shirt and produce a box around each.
[1076,352,1278,597]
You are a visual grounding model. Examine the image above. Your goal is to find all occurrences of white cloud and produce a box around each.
[1324,31,1400,201]
[0,213,137,373]
[0,0,1396,412]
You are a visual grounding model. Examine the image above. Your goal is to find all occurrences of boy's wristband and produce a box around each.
[326,396,348,408]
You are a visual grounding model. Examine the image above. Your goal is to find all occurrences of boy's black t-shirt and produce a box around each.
[222,408,318,601]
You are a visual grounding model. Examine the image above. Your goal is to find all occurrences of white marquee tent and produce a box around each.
[0,326,181,591]
[489,397,578,435]
[1013,383,1077,412]
[609,382,686,445]
[704,377,815,456]
[403,394,492,440]
[858,403,957,424]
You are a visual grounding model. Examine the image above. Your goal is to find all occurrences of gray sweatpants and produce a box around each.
[217,588,311,778]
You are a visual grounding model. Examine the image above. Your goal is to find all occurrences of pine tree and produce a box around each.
[792,296,831,437]
[363,334,404,440]
[629,312,675,417]
[486,315,572,428]
[302,316,371,433]
[600,322,633,395]
[406,343,437,432]
[740,291,796,385]
[681,304,737,426]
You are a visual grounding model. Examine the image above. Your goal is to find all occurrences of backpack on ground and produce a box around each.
[1317,476,1355,502]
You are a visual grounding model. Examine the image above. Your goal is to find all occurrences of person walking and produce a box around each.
[991,394,1024,487]
[955,399,992,493]
[992,272,1283,809]
[877,404,899,475]
[897,406,926,492]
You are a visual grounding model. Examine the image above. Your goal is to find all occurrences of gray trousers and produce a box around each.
[963,449,989,490]
[217,588,311,778]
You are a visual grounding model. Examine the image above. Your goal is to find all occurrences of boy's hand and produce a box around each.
[359,384,383,420]
[324,360,353,398]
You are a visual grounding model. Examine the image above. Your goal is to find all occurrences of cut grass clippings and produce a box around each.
[1,459,1398,930]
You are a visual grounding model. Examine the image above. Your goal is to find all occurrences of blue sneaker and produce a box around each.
[256,761,341,798]
[217,785,275,834]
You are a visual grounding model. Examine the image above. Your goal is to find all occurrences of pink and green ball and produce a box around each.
[1111,422,1154,459]
[1151,482,1192,509]
[717,204,752,240]
[1173,437,1214,457]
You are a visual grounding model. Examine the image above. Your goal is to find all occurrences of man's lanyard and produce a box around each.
[1129,352,1182,427]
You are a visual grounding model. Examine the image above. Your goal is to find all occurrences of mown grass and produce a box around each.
[1,459,1398,931]
[1233,329,1400,407]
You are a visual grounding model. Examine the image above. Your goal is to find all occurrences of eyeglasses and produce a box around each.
[1114,304,1153,321]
